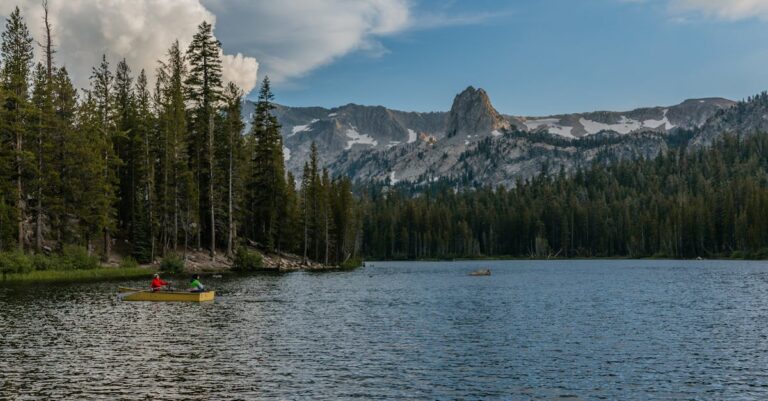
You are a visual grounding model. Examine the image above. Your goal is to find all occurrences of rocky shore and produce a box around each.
[151,249,337,273]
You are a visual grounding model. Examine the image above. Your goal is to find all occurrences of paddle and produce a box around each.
[117,283,174,300]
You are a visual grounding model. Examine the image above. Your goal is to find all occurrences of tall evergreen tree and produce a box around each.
[30,63,52,252]
[50,67,77,247]
[186,21,223,259]
[156,41,194,256]
[113,59,136,235]
[130,69,154,262]
[247,77,286,251]
[89,55,119,260]
[0,7,34,250]
[219,82,245,256]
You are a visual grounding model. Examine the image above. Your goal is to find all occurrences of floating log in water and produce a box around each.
[469,269,491,276]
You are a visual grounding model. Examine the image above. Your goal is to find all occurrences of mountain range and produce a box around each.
[244,86,745,187]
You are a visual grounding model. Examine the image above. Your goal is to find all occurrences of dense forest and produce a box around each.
[3,5,768,272]
[0,6,360,268]
[360,132,768,260]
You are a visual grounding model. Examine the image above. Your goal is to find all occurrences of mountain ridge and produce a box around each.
[244,87,738,186]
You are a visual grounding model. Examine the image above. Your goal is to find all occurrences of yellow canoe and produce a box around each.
[118,287,215,302]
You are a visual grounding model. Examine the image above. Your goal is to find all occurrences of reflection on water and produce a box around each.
[3,260,768,400]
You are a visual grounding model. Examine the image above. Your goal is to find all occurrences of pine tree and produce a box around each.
[156,41,194,256]
[130,69,155,262]
[299,142,321,262]
[220,82,245,256]
[186,21,223,259]
[74,91,115,253]
[113,59,136,235]
[89,55,118,260]
[247,77,285,251]
[0,7,34,250]
[50,67,76,247]
[30,63,52,252]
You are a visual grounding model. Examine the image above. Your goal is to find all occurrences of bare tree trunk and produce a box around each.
[103,134,110,262]
[209,113,215,260]
[302,189,308,264]
[173,188,178,251]
[43,1,54,79]
[324,211,329,266]
[36,126,42,252]
[17,132,23,250]
[146,127,155,262]
[227,129,234,257]
[35,0,55,253]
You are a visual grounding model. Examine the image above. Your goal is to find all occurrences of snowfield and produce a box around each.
[290,119,318,136]
[345,128,378,149]
[407,129,418,143]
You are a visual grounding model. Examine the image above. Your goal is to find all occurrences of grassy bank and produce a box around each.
[1,267,151,283]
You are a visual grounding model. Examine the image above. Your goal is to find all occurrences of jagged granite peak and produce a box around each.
[242,86,736,187]
[447,86,511,137]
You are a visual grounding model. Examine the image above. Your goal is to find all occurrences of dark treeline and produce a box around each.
[360,133,768,260]
[0,6,360,266]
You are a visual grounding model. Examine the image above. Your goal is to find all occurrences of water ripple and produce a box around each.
[3,260,768,399]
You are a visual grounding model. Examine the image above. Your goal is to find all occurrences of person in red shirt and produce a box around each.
[150,273,169,291]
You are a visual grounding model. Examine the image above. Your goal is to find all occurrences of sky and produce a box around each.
[2,0,768,116]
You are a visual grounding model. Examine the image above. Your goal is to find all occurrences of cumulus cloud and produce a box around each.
[221,53,259,96]
[201,0,412,83]
[668,0,768,21]
[0,0,259,93]
[0,0,496,95]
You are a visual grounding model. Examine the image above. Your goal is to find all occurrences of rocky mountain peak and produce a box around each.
[447,86,510,137]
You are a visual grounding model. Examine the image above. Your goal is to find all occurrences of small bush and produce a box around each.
[730,250,747,260]
[160,252,185,273]
[59,245,100,270]
[31,253,57,271]
[752,248,768,260]
[233,247,263,271]
[340,258,363,269]
[0,251,32,275]
[119,257,139,269]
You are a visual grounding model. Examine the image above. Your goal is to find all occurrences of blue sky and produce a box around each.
[5,0,767,117]
[262,0,768,116]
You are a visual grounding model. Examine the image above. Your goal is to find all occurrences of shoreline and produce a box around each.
[364,256,768,263]
[1,267,153,284]
[1,251,359,284]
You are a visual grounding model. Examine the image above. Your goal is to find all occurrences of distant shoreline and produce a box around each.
[363,256,768,263]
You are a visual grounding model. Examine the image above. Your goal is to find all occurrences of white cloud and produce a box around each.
[0,0,495,95]
[0,0,259,94]
[668,0,768,21]
[202,0,412,84]
[221,52,259,96]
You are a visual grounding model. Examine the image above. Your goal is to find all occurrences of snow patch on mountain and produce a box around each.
[283,146,291,161]
[642,109,675,131]
[491,130,502,137]
[580,116,643,135]
[389,171,399,185]
[407,129,418,144]
[290,119,318,136]
[345,128,378,149]
[524,118,574,138]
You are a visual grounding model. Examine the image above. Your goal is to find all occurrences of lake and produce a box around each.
[3,260,768,400]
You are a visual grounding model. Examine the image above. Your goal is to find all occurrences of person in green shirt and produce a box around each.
[189,274,205,293]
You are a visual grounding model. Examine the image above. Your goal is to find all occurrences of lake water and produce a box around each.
[3,260,768,400]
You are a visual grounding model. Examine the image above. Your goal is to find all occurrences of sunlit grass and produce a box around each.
[1,267,152,283]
